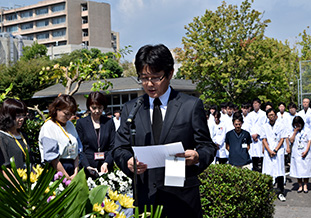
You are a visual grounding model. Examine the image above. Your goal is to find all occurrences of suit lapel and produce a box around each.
[137,94,152,135]
[160,89,181,143]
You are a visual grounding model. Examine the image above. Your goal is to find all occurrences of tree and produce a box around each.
[53,49,123,78]
[40,54,115,96]
[175,0,298,105]
[20,41,48,61]
[121,60,137,77]
[0,58,52,100]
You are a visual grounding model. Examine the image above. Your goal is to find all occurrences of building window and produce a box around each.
[37,32,49,40]
[82,17,88,24]
[82,29,88,37]
[36,19,49,27]
[24,34,34,40]
[52,29,66,38]
[52,16,65,24]
[106,93,138,113]
[20,10,33,18]
[36,7,48,15]
[51,3,65,12]
[21,22,33,30]
[81,4,88,11]
[6,25,18,33]
[6,13,17,21]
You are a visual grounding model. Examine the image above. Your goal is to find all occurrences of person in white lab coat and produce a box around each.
[262,108,288,202]
[248,98,266,172]
[212,111,228,164]
[289,116,311,193]
[298,98,311,129]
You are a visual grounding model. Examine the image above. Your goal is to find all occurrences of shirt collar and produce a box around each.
[149,86,171,107]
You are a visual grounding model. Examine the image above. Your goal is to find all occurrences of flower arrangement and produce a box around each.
[0,150,163,218]
[87,168,132,195]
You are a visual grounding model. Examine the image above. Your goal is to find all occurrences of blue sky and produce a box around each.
[1,0,310,61]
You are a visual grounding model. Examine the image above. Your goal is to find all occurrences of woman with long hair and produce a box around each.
[39,95,82,180]
[0,98,29,169]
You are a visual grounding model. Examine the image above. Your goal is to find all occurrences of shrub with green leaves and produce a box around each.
[199,164,276,218]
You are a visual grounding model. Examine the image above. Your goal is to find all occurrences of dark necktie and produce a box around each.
[152,98,163,144]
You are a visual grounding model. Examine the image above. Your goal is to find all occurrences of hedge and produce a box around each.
[199,164,276,218]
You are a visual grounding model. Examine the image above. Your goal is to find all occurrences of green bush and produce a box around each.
[199,164,276,218]
[21,117,45,164]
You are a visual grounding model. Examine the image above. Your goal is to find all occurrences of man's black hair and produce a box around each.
[135,44,174,78]
[266,108,276,117]
[288,102,297,109]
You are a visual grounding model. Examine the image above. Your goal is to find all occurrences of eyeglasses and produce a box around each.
[62,110,73,118]
[139,74,166,83]
[16,114,27,119]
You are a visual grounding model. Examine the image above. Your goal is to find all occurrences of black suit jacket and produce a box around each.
[113,88,216,212]
[76,115,115,170]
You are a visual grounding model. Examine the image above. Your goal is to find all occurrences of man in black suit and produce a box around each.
[112,44,216,218]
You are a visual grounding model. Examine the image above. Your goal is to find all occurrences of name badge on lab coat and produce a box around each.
[242,143,248,148]
[67,145,76,155]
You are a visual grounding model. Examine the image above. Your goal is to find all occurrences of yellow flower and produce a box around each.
[93,203,104,215]
[115,212,126,218]
[30,172,38,183]
[108,189,119,201]
[33,165,43,176]
[22,173,27,181]
[45,187,50,194]
[118,194,135,208]
[103,198,119,213]
[17,168,26,178]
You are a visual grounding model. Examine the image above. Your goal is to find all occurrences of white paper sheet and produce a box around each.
[164,156,185,187]
[132,142,184,169]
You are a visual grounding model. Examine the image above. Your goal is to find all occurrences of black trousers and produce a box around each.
[252,157,263,173]
[275,176,284,195]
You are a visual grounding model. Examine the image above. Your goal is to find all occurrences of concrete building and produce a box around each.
[0,0,119,58]
[0,32,33,65]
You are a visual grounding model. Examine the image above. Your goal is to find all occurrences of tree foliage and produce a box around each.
[175,0,299,106]
[20,41,48,61]
[53,48,123,78]
[40,53,115,96]
[0,58,52,100]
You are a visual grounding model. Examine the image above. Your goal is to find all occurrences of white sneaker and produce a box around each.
[278,193,286,202]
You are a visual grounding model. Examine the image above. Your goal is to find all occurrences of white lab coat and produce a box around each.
[290,127,311,178]
[248,109,266,157]
[261,120,287,177]
[211,121,228,158]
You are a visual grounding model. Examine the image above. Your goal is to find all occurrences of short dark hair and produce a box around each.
[266,108,276,117]
[213,110,221,119]
[232,112,243,123]
[0,98,27,131]
[227,102,234,109]
[265,101,273,108]
[252,98,261,105]
[292,116,304,129]
[48,95,77,121]
[210,105,218,111]
[278,102,286,107]
[220,102,227,108]
[288,102,297,109]
[135,44,174,78]
[241,103,250,109]
[86,92,107,110]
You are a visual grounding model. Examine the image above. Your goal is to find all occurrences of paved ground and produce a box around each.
[274,176,311,218]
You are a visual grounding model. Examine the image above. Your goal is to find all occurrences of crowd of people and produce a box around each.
[1,43,310,217]
[207,98,311,202]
